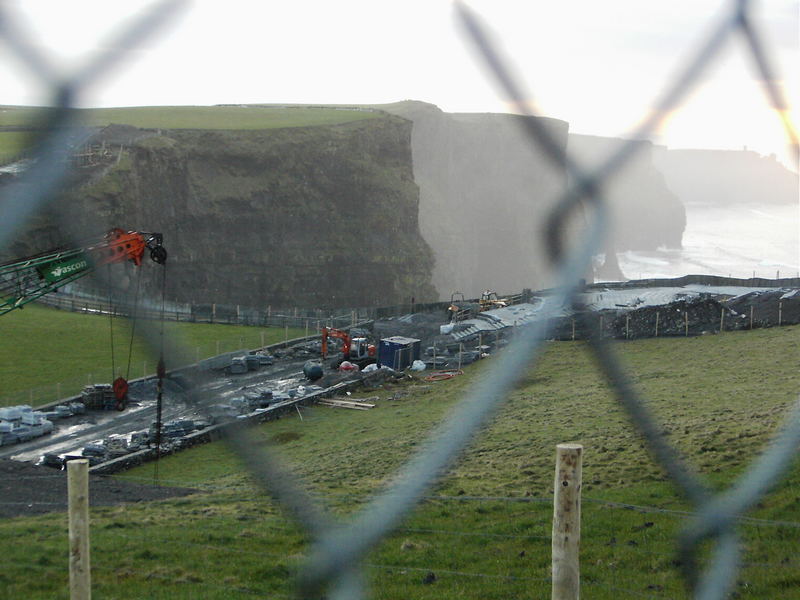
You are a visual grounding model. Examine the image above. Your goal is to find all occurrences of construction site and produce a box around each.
[2,231,798,478]
[0,2,798,596]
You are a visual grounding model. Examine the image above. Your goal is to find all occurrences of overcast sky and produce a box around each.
[2,0,798,168]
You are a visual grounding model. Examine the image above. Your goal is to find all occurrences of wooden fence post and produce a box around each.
[625,314,630,339]
[778,301,783,326]
[720,308,725,333]
[552,443,583,600]
[750,305,754,330]
[68,459,91,600]
[261,331,265,347]
[684,311,689,337]
[654,311,660,337]
[572,319,576,341]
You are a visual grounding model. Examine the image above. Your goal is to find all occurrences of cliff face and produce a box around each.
[652,147,799,206]
[383,102,572,298]
[567,134,686,253]
[6,117,437,309]
[8,102,742,309]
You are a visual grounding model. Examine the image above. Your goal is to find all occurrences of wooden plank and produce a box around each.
[319,399,375,408]
[317,399,375,410]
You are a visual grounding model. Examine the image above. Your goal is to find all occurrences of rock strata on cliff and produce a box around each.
[567,134,686,254]
[5,116,437,309]
[382,101,572,299]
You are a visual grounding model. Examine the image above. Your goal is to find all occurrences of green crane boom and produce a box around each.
[0,228,166,316]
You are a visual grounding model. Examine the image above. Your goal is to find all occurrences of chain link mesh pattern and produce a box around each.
[1,1,798,598]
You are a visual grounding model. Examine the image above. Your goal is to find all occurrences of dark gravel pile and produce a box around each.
[373,312,448,347]
[727,289,800,327]
[0,459,196,519]
[609,297,730,338]
[547,291,800,341]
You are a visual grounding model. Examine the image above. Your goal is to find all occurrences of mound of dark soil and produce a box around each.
[0,459,195,519]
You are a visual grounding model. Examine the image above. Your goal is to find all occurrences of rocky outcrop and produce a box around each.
[652,147,799,206]
[567,134,686,253]
[382,101,572,298]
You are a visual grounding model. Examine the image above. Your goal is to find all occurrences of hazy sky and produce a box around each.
[2,0,798,168]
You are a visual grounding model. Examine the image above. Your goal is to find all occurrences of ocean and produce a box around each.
[611,202,799,281]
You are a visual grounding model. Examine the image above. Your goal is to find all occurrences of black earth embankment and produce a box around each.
[549,290,800,340]
[0,459,195,519]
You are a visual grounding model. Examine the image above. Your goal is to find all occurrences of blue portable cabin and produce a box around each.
[378,336,421,370]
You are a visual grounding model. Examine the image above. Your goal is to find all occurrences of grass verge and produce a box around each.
[0,303,305,406]
[1,105,380,131]
[0,326,798,598]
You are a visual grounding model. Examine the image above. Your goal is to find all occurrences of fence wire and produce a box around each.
[0,1,798,599]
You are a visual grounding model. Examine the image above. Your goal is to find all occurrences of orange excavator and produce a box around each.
[321,327,376,368]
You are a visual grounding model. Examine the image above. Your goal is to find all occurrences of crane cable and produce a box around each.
[125,265,143,380]
[154,260,168,480]
[108,264,132,410]
[107,264,116,382]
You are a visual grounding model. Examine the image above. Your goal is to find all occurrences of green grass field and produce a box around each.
[1,104,380,132]
[1,325,798,598]
[0,131,30,162]
[0,104,381,164]
[0,303,305,406]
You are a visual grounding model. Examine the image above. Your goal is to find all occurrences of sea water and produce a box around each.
[610,202,799,281]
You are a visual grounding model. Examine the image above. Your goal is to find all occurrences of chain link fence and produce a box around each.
[0,1,798,599]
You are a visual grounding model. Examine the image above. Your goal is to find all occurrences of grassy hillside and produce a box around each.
[0,104,380,132]
[0,131,29,161]
[0,303,305,406]
[1,326,798,598]
[0,104,382,160]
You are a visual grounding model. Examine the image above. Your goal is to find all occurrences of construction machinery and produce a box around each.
[479,290,508,311]
[320,327,376,368]
[447,289,508,322]
[1,228,168,412]
[0,227,167,316]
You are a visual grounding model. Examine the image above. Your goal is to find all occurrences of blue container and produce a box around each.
[378,336,421,370]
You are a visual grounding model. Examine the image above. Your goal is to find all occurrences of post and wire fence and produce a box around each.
[0,1,798,599]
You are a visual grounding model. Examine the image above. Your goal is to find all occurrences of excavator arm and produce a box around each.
[0,228,166,316]
[321,327,352,359]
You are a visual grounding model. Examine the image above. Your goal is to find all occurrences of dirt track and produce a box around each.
[0,459,195,519]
